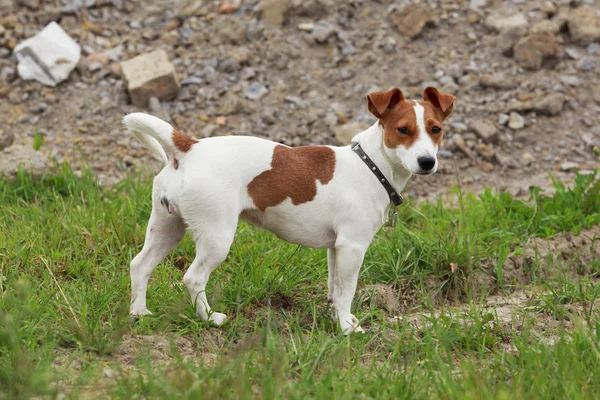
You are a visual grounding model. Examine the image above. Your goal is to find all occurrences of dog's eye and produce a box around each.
[431,126,441,134]
[397,127,409,134]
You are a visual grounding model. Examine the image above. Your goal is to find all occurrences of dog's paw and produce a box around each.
[209,312,227,327]
[130,307,152,316]
[340,314,365,335]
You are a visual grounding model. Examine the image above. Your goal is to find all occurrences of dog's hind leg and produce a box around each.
[130,201,185,316]
[327,248,337,303]
[183,218,236,327]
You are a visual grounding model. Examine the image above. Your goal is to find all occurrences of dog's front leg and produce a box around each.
[332,243,367,335]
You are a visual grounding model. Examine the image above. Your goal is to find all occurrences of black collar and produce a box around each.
[351,142,403,206]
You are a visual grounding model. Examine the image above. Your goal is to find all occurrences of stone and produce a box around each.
[561,162,578,171]
[564,47,582,60]
[0,129,14,150]
[297,23,315,32]
[576,57,595,71]
[17,0,40,10]
[588,43,598,56]
[560,75,581,86]
[14,22,81,87]
[312,21,337,44]
[470,119,498,143]
[469,0,487,8]
[120,50,180,108]
[260,0,292,28]
[244,82,269,100]
[508,112,525,130]
[533,93,565,116]
[390,4,435,39]
[498,113,510,125]
[479,73,517,89]
[567,6,600,44]
[333,122,369,145]
[484,11,528,33]
[215,116,227,126]
[475,143,495,162]
[218,0,240,14]
[513,32,560,70]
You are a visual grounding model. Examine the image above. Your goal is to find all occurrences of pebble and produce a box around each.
[244,82,269,100]
[498,113,510,125]
[560,75,581,87]
[533,93,565,116]
[297,23,315,32]
[576,57,595,71]
[560,162,579,171]
[470,119,498,143]
[588,43,598,56]
[508,112,525,130]
[312,21,337,44]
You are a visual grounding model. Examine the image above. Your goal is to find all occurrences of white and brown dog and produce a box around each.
[124,86,455,334]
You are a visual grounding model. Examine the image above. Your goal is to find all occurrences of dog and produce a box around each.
[123,86,455,334]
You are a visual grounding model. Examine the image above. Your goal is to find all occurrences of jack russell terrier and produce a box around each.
[123,86,455,334]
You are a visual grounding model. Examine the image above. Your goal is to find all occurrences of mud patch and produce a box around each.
[500,224,600,285]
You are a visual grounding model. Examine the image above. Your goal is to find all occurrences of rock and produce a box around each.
[218,0,240,14]
[244,82,269,100]
[469,0,487,8]
[560,75,581,86]
[514,32,560,70]
[533,93,565,116]
[561,161,578,171]
[479,73,517,89]
[199,123,218,137]
[311,21,337,44]
[14,22,81,87]
[390,4,435,39]
[120,50,180,108]
[484,11,528,33]
[576,57,595,71]
[567,6,600,44]
[17,0,40,10]
[498,113,510,125]
[475,143,495,162]
[508,112,525,130]
[297,23,315,32]
[588,43,598,56]
[470,119,498,143]
[215,116,227,126]
[564,47,582,60]
[0,130,14,150]
[333,122,369,145]
[452,134,475,159]
[259,0,292,28]
[0,66,16,82]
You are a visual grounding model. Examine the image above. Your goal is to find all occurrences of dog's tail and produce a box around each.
[123,113,197,165]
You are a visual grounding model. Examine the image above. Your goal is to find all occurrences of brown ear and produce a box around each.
[423,86,455,118]
[367,88,404,119]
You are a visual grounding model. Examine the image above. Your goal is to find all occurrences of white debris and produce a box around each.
[14,22,80,87]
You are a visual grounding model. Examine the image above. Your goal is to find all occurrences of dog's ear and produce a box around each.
[423,86,455,119]
[367,88,404,119]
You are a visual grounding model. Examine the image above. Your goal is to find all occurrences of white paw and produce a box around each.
[340,314,365,335]
[130,307,152,316]
[209,312,227,327]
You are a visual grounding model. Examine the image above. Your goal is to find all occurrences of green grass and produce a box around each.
[0,165,599,399]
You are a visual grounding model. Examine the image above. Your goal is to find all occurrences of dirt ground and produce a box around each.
[0,0,598,202]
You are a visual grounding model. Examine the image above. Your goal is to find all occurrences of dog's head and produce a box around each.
[367,86,455,175]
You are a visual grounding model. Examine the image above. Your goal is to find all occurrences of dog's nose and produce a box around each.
[417,156,436,171]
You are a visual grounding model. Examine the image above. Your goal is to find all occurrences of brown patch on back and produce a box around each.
[247,145,336,211]
[380,101,420,149]
[172,128,198,153]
